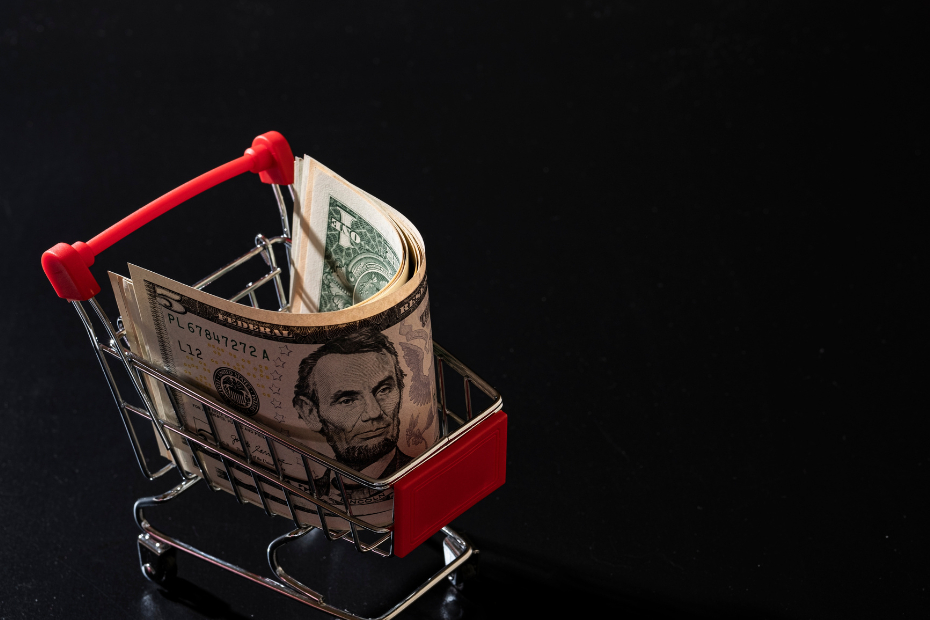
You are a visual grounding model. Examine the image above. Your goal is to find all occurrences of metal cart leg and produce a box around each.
[267,525,476,620]
[133,477,478,620]
[138,534,178,585]
[442,529,478,588]
[134,478,197,584]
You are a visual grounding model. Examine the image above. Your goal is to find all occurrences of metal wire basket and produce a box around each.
[42,132,507,620]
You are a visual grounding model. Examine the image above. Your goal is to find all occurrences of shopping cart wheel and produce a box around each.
[138,533,178,585]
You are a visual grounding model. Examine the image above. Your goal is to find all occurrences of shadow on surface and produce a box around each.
[137,532,788,620]
[151,578,252,620]
[430,535,790,620]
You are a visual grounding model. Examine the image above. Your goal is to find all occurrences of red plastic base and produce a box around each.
[392,411,507,558]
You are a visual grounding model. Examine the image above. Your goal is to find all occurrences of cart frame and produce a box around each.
[45,133,506,620]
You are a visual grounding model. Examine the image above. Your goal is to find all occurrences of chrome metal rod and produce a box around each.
[163,422,390,533]
[73,301,175,481]
[231,268,282,304]
[437,356,448,437]
[129,352,502,488]
[302,454,336,540]
[272,184,292,240]
[202,405,245,505]
[143,523,358,619]
[256,233,288,311]
[88,298,193,479]
[464,377,473,421]
[192,236,289,291]
[265,525,474,620]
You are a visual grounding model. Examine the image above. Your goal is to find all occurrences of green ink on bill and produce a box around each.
[320,197,401,312]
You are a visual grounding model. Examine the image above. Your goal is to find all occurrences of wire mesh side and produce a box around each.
[72,299,179,482]
[72,181,501,555]
[76,273,501,555]
[118,338,501,555]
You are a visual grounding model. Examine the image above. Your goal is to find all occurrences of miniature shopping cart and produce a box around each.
[41,132,507,620]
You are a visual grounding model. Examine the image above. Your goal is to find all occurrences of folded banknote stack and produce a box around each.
[109,157,438,528]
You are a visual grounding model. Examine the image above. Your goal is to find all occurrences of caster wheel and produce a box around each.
[141,551,177,585]
[138,535,178,585]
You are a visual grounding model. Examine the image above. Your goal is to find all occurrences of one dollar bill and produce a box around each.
[290,157,409,314]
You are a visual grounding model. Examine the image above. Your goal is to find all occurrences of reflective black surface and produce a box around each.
[1,1,926,618]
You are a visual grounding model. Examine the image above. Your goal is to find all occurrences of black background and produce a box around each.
[1,1,926,618]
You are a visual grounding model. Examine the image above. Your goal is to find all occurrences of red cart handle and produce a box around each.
[41,131,294,301]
